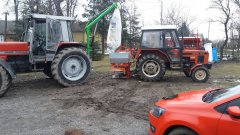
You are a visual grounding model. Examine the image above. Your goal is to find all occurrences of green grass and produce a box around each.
[211,62,240,78]
[92,56,110,72]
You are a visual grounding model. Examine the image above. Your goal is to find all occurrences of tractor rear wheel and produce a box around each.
[0,66,12,97]
[51,47,91,87]
[137,53,166,81]
[191,66,210,82]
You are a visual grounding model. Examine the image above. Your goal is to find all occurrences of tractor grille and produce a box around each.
[198,56,204,63]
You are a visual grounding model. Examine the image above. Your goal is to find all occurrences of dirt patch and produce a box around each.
[0,62,240,135]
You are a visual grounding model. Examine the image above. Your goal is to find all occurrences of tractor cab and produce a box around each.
[140,25,182,68]
[23,14,75,63]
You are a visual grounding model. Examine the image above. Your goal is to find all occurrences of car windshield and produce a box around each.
[203,85,240,103]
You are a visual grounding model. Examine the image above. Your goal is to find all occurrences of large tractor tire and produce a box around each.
[51,47,91,87]
[137,53,166,81]
[168,127,197,135]
[43,62,53,78]
[191,66,210,83]
[0,66,12,97]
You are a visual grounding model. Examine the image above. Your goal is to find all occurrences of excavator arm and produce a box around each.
[85,3,118,55]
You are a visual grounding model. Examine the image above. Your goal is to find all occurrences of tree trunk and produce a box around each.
[53,0,64,16]
[14,0,18,22]
[101,34,105,55]
[238,29,240,59]
[220,23,229,61]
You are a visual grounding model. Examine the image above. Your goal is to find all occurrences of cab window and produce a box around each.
[141,31,163,48]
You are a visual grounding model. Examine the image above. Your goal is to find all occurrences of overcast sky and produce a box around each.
[0,0,226,40]
[134,0,225,40]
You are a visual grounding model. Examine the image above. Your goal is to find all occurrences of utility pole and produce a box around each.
[4,12,9,41]
[160,0,163,25]
[208,19,212,40]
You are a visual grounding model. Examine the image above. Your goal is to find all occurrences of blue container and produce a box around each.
[212,48,218,62]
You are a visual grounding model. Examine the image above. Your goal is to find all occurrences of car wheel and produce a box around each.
[169,127,197,135]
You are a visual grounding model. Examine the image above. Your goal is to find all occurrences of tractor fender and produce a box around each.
[136,49,170,62]
[0,59,16,79]
[57,42,86,52]
[190,64,204,72]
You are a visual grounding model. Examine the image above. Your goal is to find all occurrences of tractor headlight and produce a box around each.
[150,106,165,118]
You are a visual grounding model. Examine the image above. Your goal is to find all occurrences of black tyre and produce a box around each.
[191,66,210,83]
[183,70,191,77]
[136,53,166,81]
[169,127,197,135]
[43,62,53,78]
[0,66,12,97]
[51,47,91,87]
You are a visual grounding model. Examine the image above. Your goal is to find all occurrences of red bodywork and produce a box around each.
[0,42,29,60]
[110,46,134,79]
[149,87,240,135]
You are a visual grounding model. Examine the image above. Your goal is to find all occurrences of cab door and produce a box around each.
[163,30,182,66]
[46,18,62,61]
[217,98,240,135]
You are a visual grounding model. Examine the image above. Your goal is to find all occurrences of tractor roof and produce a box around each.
[142,25,177,30]
[25,14,75,21]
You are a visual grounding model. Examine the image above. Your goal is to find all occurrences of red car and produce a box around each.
[149,85,240,135]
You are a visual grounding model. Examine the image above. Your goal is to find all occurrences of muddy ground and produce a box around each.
[0,62,240,135]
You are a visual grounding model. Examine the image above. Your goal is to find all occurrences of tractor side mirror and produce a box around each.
[227,106,240,118]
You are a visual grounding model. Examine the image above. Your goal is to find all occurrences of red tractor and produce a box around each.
[0,14,91,97]
[110,25,211,82]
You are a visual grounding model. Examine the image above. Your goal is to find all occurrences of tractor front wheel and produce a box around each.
[0,66,12,97]
[51,47,91,87]
[137,53,166,81]
[191,66,210,83]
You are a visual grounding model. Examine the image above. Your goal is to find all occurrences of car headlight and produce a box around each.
[150,106,165,118]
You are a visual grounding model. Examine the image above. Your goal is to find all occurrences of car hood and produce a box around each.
[155,89,214,107]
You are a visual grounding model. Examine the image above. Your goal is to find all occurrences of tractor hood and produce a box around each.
[0,42,29,57]
[0,42,29,54]
[183,49,208,54]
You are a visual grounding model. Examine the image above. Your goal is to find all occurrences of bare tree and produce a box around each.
[13,0,20,22]
[163,3,196,28]
[164,3,183,26]
[232,0,240,58]
[233,0,240,7]
[5,0,20,22]
[21,0,78,17]
[65,0,78,17]
[210,0,231,60]
[53,0,64,16]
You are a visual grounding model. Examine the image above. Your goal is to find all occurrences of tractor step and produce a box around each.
[171,63,182,70]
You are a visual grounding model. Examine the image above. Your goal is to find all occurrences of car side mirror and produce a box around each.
[227,106,240,118]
